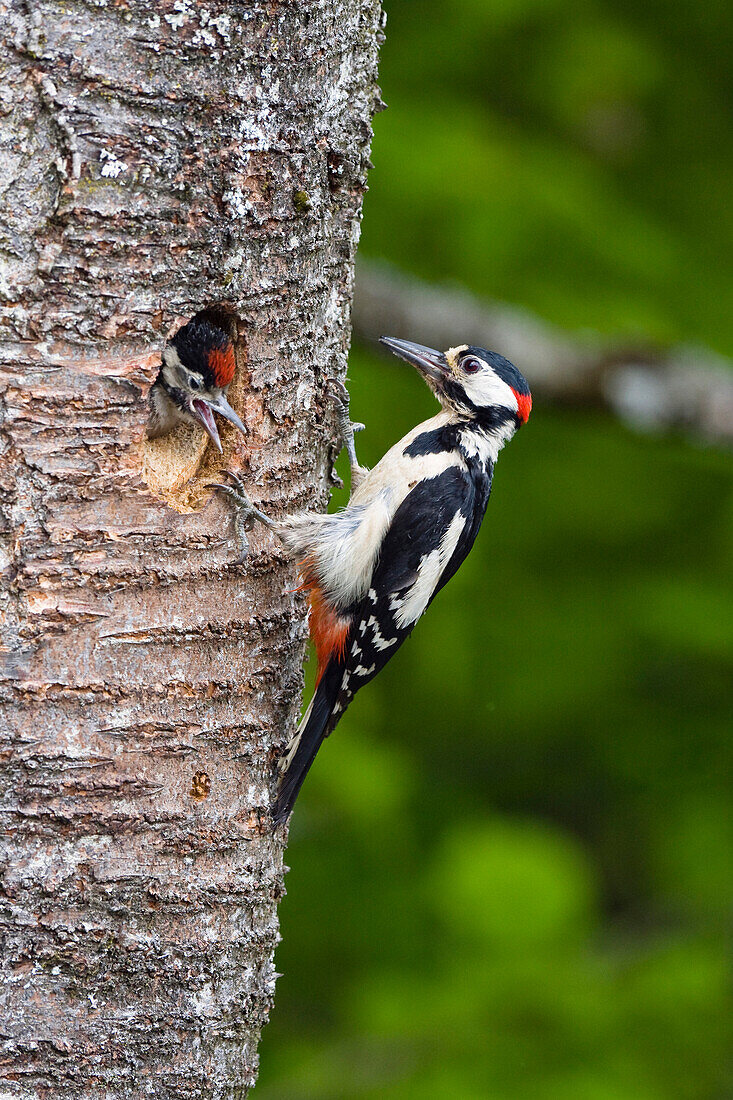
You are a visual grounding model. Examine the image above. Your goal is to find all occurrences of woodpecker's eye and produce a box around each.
[463,357,482,374]
[189,375,201,391]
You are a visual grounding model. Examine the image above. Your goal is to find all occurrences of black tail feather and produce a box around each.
[272,661,343,825]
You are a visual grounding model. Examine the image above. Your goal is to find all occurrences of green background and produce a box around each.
[257,2,732,1096]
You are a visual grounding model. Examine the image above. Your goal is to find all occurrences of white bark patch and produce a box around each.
[100,150,127,178]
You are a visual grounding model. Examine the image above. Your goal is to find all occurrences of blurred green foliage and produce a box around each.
[256,2,733,1096]
[362,0,733,351]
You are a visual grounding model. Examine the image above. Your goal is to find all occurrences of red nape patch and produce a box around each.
[208,343,235,388]
[305,580,350,684]
[513,390,532,424]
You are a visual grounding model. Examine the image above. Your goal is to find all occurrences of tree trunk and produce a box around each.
[0,2,382,1096]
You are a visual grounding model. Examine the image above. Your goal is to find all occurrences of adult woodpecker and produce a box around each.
[216,339,531,824]
[147,310,247,452]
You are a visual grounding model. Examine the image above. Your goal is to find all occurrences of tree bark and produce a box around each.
[0,2,382,1096]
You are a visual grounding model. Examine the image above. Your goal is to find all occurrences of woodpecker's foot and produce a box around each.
[210,471,274,563]
[327,378,365,439]
[326,378,366,491]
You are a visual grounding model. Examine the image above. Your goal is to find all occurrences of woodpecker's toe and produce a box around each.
[223,469,247,491]
[325,377,350,404]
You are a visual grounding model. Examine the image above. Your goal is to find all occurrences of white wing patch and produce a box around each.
[393,512,466,629]
[367,615,398,651]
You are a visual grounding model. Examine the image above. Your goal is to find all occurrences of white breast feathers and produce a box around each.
[276,411,459,609]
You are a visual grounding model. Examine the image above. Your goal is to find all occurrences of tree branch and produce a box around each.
[353,261,733,446]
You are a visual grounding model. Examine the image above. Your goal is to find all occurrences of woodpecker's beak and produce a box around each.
[191,394,246,453]
[380,337,449,384]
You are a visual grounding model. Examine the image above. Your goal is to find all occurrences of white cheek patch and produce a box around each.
[162,346,205,392]
[463,368,517,413]
[161,346,183,389]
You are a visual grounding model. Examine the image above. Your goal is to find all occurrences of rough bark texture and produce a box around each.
[0,2,382,1096]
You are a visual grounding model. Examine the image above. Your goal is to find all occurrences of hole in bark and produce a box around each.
[189,771,211,801]
[141,302,249,513]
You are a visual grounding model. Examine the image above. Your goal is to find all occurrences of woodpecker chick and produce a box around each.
[216,339,531,824]
[147,317,246,452]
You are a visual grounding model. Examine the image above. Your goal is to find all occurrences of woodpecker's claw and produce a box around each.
[208,481,253,561]
[326,379,361,425]
[325,378,366,491]
[209,471,274,563]
[325,377,350,406]
[223,469,247,493]
[208,482,255,526]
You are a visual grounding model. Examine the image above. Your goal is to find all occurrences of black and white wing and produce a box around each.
[339,463,492,702]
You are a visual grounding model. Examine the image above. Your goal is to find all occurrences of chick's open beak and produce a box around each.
[191,394,246,453]
[209,393,247,436]
[379,337,449,383]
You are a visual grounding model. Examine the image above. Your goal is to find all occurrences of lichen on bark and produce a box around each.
[0,1,383,1095]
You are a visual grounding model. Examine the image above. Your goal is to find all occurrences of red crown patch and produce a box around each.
[513,390,532,424]
[207,343,236,388]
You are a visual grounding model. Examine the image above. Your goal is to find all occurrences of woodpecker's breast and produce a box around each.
[314,412,460,604]
[349,410,458,510]
[277,411,474,619]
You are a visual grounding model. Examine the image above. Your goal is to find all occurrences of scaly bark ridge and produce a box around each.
[0,2,383,1095]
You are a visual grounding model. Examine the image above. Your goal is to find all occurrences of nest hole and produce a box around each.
[141,302,249,513]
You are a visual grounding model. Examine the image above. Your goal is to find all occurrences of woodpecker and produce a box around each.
[147,311,246,452]
[215,338,531,824]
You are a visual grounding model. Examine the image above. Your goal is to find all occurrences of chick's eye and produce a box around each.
[463,357,482,374]
[189,376,201,391]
